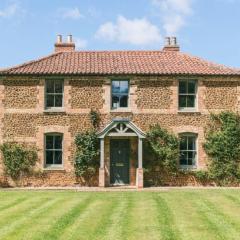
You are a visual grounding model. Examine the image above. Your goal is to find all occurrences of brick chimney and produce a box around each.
[163,37,180,52]
[54,34,75,53]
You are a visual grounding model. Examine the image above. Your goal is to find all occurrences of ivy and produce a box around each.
[89,109,100,129]
[145,124,179,173]
[0,142,38,180]
[204,111,240,185]
[74,131,100,183]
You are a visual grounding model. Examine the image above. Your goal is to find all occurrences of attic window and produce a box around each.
[45,79,64,108]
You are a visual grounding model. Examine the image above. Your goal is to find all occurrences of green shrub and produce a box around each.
[0,143,38,180]
[204,111,240,185]
[74,131,100,182]
[145,124,179,173]
[193,170,210,182]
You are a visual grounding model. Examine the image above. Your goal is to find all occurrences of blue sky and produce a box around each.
[0,0,240,68]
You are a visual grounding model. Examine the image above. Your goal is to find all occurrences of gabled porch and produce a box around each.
[97,119,146,188]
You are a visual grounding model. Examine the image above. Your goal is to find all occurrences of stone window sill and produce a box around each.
[110,108,132,113]
[44,108,66,114]
[178,110,200,114]
[43,167,65,171]
[179,166,198,171]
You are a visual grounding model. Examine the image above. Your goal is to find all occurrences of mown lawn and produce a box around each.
[0,189,239,240]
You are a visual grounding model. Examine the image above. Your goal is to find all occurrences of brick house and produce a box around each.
[0,35,239,188]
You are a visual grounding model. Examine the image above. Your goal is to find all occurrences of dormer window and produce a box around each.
[45,79,64,109]
[111,80,129,109]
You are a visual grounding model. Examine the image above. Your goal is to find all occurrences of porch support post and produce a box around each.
[99,138,105,187]
[136,138,144,188]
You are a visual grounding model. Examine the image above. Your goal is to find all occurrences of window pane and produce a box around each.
[54,151,62,164]
[120,95,128,107]
[55,80,63,93]
[188,137,196,150]
[180,152,187,165]
[188,158,193,165]
[188,81,196,94]
[46,95,54,107]
[180,137,187,150]
[46,80,54,93]
[179,81,187,94]
[112,95,119,108]
[55,95,63,107]
[54,135,62,149]
[120,81,128,93]
[112,81,120,93]
[46,135,54,149]
[179,96,187,108]
[188,151,194,159]
[187,95,195,108]
[46,151,53,164]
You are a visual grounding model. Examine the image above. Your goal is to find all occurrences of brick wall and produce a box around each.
[0,75,240,187]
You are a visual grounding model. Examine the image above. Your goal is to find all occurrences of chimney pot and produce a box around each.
[67,34,73,43]
[171,37,177,46]
[165,37,171,46]
[57,35,62,43]
[163,36,180,52]
[54,34,75,53]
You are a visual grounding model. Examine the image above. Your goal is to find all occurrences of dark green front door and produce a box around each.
[110,139,130,185]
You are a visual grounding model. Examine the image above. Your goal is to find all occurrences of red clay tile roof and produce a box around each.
[0,50,240,76]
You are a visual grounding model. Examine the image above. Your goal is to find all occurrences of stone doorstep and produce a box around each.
[0,186,240,192]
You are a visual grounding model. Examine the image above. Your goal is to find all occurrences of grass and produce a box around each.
[0,189,239,240]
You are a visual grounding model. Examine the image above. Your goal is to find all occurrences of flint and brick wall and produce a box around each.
[0,75,240,187]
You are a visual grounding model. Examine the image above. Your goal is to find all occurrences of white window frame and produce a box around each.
[45,79,64,110]
[111,80,129,110]
[179,133,198,169]
[44,133,63,168]
[178,79,198,112]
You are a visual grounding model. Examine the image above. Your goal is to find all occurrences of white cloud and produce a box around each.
[60,7,84,20]
[0,2,22,18]
[75,37,87,49]
[152,0,193,35]
[95,15,161,46]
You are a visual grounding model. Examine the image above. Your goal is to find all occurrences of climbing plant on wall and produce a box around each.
[74,110,100,184]
[0,142,38,180]
[145,124,179,173]
[204,111,240,185]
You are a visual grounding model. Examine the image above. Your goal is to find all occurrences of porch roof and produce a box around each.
[97,119,146,139]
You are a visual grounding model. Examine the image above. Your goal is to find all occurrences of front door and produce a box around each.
[110,139,130,185]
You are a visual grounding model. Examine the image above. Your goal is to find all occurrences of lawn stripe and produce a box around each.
[87,192,124,239]
[154,193,182,240]
[160,191,220,240]
[33,194,93,240]
[58,192,121,240]
[122,192,161,240]
[0,195,50,230]
[57,195,102,240]
[10,193,83,240]
[187,191,240,240]
[223,192,240,206]
[0,197,62,239]
[0,196,28,212]
[99,192,130,240]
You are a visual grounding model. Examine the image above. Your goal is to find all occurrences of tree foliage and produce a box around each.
[0,143,38,180]
[204,111,240,185]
